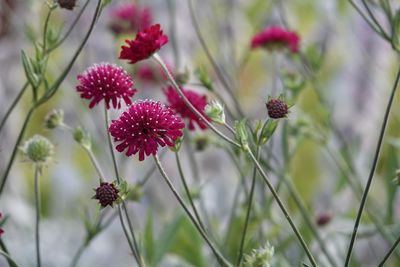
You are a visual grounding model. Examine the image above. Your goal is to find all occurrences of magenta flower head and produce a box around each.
[119,24,168,64]
[109,100,185,161]
[251,26,299,54]
[76,63,137,109]
[109,3,152,35]
[164,86,209,131]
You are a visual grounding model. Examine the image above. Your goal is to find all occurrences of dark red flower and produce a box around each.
[109,100,185,161]
[76,63,137,109]
[164,86,209,131]
[251,26,299,53]
[266,98,289,119]
[316,213,333,227]
[109,3,152,35]
[94,182,119,207]
[119,24,168,64]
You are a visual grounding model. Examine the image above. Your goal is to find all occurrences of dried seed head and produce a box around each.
[21,135,54,165]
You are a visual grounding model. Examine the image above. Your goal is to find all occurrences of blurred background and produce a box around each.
[1,0,400,266]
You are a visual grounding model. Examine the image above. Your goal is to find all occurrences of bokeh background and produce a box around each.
[1,0,400,266]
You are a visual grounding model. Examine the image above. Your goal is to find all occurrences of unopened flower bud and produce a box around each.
[73,127,91,150]
[266,97,289,119]
[93,182,120,207]
[193,135,209,151]
[244,242,274,267]
[204,100,225,124]
[58,0,77,10]
[21,135,54,165]
[316,212,333,227]
[45,109,64,129]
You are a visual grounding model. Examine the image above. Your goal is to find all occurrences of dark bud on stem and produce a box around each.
[93,182,120,207]
[58,0,77,10]
[316,212,333,227]
[266,98,289,119]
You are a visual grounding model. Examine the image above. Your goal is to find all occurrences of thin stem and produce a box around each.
[34,166,41,267]
[236,149,260,266]
[84,148,106,183]
[117,206,141,264]
[0,250,19,267]
[104,107,144,267]
[377,235,400,267]
[42,5,54,54]
[187,0,244,118]
[46,0,90,53]
[246,149,317,267]
[153,155,233,267]
[70,243,85,267]
[361,0,390,40]
[0,82,29,134]
[175,152,206,231]
[152,53,240,148]
[344,65,400,266]
[0,107,35,196]
[138,149,167,186]
[348,0,390,41]
[0,239,17,267]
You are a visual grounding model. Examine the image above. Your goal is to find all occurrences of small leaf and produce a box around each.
[21,50,40,99]
[259,119,278,145]
[392,8,400,51]
[234,119,249,150]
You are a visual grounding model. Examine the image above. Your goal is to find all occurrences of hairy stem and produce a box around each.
[34,166,41,267]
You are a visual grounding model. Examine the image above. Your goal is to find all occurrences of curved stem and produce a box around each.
[104,107,144,267]
[360,0,390,40]
[34,166,41,267]
[377,235,400,267]
[46,0,90,53]
[0,239,17,267]
[187,0,244,118]
[344,65,400,266]
[0,107,35,196]
[84,148,106,183]
[70,243,85,267]
[174,152,206,231]
[153,155,233,267]
[152,53,240,148]
[0,82,29,134]
[246,149,317,267]
[0,250,19,267]
[236,149,260,266]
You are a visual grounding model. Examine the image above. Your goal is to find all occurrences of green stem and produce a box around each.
[0,82,29,133]
[360,0,390,40]
[0,107,35,196]
[104,107,144,267]
[175,152,206,231]
[344,65,400,266]
[246,149,317,267]
[0,250,19,267]
[46,0,90,54]
[70,243,85,267]
[187,0,244,119]
[236,149,260,266]
[377,235,400,267]
[0,237,18,267]
[34,166,41,267]
[153,53,240,148]
[153,155,233,267]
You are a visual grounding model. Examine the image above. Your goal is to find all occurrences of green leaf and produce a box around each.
[151,215,183,267]
[21,51,39,89]
[392,8,400,51]
[259,120,279,145]
[170,216,205,267]
[234,119,249,150]
[144,211,155,264]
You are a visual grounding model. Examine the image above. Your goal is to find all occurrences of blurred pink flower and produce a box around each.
[251,26,299,53]
[109,2,152,35]
[164,86,209,131]
[76,63,137,109]
[109,100,184,161]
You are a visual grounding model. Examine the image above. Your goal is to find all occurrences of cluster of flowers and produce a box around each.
[76,3,298,206]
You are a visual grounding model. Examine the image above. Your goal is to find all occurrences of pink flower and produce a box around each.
[109,3,152,35]
[251,26,299,53]
[76,63,137,109]
[109,100,185,161]
[119,24,168,64]
[164,86,209,131]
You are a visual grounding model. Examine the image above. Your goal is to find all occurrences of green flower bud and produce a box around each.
[44,109,64,129]
[21,135,54,165]
[243,242,274,267]
[204,100,225,124]
[73,127,91,150]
